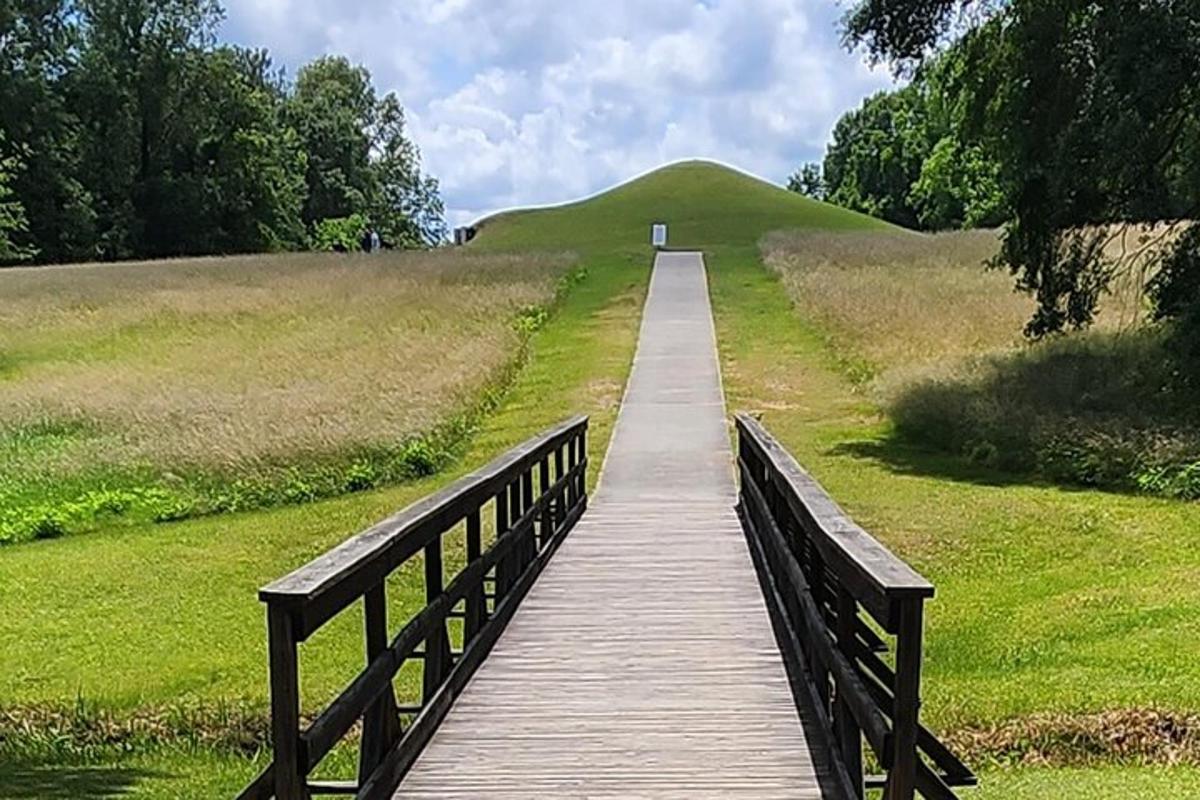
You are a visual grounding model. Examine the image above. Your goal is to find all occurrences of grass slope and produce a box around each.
[0,251,572,544]
[474,159,890,253]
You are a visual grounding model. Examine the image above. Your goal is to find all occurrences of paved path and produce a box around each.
[395,252,835,798]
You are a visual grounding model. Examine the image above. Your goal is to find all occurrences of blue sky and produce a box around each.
[220,0,898,226]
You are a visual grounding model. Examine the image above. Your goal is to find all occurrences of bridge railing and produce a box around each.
[239,416,589,800]
[735,413,975,800]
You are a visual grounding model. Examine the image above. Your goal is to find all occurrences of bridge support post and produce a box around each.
[267,606,309,799]
[886,599,924,800]
[835,587,865,799]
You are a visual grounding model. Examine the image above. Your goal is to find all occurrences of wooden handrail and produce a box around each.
[239,417,590,800]
[735,413,974,800]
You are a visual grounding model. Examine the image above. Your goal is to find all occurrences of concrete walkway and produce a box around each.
[395,252,834,798]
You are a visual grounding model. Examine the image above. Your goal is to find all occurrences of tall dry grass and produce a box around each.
[0,250,570,470]
[0,250,573,537]
[762,229,1199,496]
[761,229,1146,387]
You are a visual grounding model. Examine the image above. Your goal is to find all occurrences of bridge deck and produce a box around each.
[395,252,839,798]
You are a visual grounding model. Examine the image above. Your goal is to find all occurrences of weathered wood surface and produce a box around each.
[395,252,840,798]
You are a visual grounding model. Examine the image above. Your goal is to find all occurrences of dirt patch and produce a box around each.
[947,709,1200,767]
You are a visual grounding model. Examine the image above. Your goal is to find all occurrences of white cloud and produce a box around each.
[220,0,898,223]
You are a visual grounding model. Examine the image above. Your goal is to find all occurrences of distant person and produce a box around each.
[360,228,373,253]
[371,229,381,252]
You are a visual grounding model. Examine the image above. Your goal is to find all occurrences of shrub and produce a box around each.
[888,330,1200,494]
[311,213,369,252]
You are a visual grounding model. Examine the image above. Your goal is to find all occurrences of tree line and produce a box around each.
[795,0,1200,365]
[788,48,1007,233]
[0,0,446,266]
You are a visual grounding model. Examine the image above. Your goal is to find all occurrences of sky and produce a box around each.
[219,0,898,227]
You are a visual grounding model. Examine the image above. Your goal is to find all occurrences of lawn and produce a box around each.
[4,160,1198,797]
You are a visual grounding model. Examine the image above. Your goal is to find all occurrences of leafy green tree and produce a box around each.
[0,0,95,262]
[0,0,443,263]
[908,137,1006,229]
[0,142,36,263]
[822,88,928,228]
[72,0,225,258]
[843,0,1200,343]
[787,163,824,199]
[287,56,378,227]
[289,58,446,247]
[369,94,447,247]
[151,46,308,253]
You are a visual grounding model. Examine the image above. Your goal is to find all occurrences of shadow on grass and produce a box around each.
[0,758,165,799]
[830,436,1045,490]
[837,329,1200,497]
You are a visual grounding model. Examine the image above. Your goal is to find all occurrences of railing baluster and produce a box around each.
[554,444,566,528]
[268,606,308,800]
[359,583,401,784]
[887,598,924,800]
[835,586,865,799]
[465,507,485,640]
[422,537,451,704]
[538,457,552,551]
[494,488,510,599]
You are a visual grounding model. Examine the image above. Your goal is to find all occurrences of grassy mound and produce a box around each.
[472,159,888,253]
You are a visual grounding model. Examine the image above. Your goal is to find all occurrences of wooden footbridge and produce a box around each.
[240,253,976,799]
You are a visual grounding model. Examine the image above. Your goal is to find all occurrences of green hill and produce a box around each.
[471,160,892,253]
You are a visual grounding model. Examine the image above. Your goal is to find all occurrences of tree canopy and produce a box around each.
[838,0,1200,354]
[0,0,446,265]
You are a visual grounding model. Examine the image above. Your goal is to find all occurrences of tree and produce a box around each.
[287,56,378,227]
[908,137,1006,229]
[843,0,1200,343]
[0,0,95,262]
[787,163,825,199]
[0,141,35,263]
[822,88,928,228]
[154,46,308,253]
[289,58,447,247]
[369,94,446,247]
[0,0,444,263]
[72,0,225,258]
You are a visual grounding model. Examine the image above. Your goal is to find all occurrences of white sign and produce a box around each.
[651,223,668,248]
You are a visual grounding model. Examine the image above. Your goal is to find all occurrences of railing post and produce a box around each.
[267,605,309,800]
[422,537,451,704]
[577,426,588,511]
[494,488,511,599]
[553,445,566,529]
[835,587,865,798]
[538,457,551,551]
[887,598,924,800]
[522,466,535,565]
[465,506,485,640]
[508,474,525,571]
[359,584,400,784]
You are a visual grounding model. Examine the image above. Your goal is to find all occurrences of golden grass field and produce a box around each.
[0,250,570,472]
[761,228,1148,392]
[0,249,575,542]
